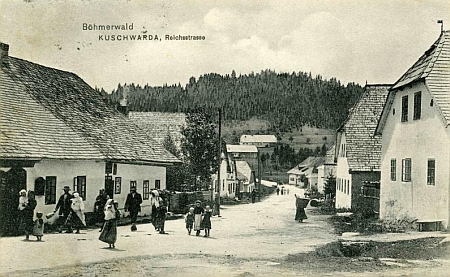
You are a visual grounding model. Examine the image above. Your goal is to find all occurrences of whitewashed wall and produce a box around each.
[380,82,450,228]
[24,160,166,218]
[336,133,352,209]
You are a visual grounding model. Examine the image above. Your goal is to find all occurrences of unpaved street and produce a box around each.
[1,185,449,277]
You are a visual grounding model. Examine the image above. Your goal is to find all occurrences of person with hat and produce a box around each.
[124,187,142,231]
[54,186,74,233]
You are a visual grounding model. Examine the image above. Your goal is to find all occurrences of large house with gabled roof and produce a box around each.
[0,42,180,235]
[375,30,450,229]
[335,84,391,212]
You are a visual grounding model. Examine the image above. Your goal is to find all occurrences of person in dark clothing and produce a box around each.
[276,187,280,195]
[94,189,108,230]
[124,187,142,231]
[155,202,168,234]
[251,189,257,203]
[23,190,37,240]
[54,186,74,233]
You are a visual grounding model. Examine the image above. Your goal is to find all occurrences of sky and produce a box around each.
[1,0,449,92]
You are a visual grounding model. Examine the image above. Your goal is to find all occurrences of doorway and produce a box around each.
[0,167,27,236]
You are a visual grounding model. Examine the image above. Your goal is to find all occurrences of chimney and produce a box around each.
[0,42,9,67]
[117,85,129,116]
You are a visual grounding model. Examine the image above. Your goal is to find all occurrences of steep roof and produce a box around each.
[235,160,252,181]
[226,144,258,153]
[377,31,450,132]
[339,85,390,171]
[240,134,277,144]
[287,156,325,175]
[128,112,186,145]
[0,51,179,165]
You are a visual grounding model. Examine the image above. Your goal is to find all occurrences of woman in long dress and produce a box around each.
[99,199,118,248]
[21,191,37,240]
[295,194,308,223]
[193,200,204,236]
[70,192,86,233]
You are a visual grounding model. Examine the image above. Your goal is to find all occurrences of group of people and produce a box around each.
[17,185,215,248]
[276,186,289,195]
[52,186,86,234]
[185,200,212,237]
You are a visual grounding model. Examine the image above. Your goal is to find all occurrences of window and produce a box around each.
[115,177,122,194]
[401,95,408,122]
[105,162,112,174]
[73,176,86,200]
[130,181,137,192]
[413,92,422,120]
[402,158,412,182]
[155,180,161,189]
[390,159,397,181]
[143,180,150,200]
[113,163,117,175]
[45,176,57,205]
[34,177,45,196]
[427,159,435,186]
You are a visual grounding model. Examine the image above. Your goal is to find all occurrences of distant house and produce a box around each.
[376,30,450,229]
[287,156,325,190]
[335,84,390,212]
[0,43,180,235]
[235,160,254,198]
[226,144,259,172]
[317,144,337,194]
[212,153,237,199]
[128,111,186,148]
[240,135,277,147]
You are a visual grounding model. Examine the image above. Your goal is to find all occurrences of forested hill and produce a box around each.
[101,70,365,130]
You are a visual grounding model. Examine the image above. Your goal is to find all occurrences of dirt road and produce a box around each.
[1,185,449,276]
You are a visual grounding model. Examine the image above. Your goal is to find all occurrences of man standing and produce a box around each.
[124,187,142,231]
[54,186,74,233]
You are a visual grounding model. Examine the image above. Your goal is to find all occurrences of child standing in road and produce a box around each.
[201,205,212,237]
[33,212,44,241]
[185,207,194,235]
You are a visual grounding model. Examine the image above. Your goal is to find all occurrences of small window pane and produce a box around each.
[427,159,435,186]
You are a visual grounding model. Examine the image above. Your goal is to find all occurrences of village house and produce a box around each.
[212,153,238,199]
[240,134,277,148]
[317,144,337,194]
[0,43,180,235]
[375,30,450,230]
[335,84,391,212]
[287,156,325,191]
[235,160,254,199]
[226,144,259,172]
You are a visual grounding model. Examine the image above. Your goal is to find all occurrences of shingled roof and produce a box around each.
[287,156,325,175]
[0,45,180,165]
[338,85,391,171]
[377,30,450,131]
[128,112,186,145]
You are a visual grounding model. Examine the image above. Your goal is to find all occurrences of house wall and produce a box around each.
[307,174,318,191]
[351,171,380,211]
[212,159,237,198]
[25,159,166,218]
[317,165,324,192]
[336,133,352,209]
[380,82,450,228]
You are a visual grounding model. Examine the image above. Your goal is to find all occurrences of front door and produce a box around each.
[105,176,114,199]
[0,167,27,236]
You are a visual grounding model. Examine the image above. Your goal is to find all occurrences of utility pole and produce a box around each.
[215,108,222,216]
